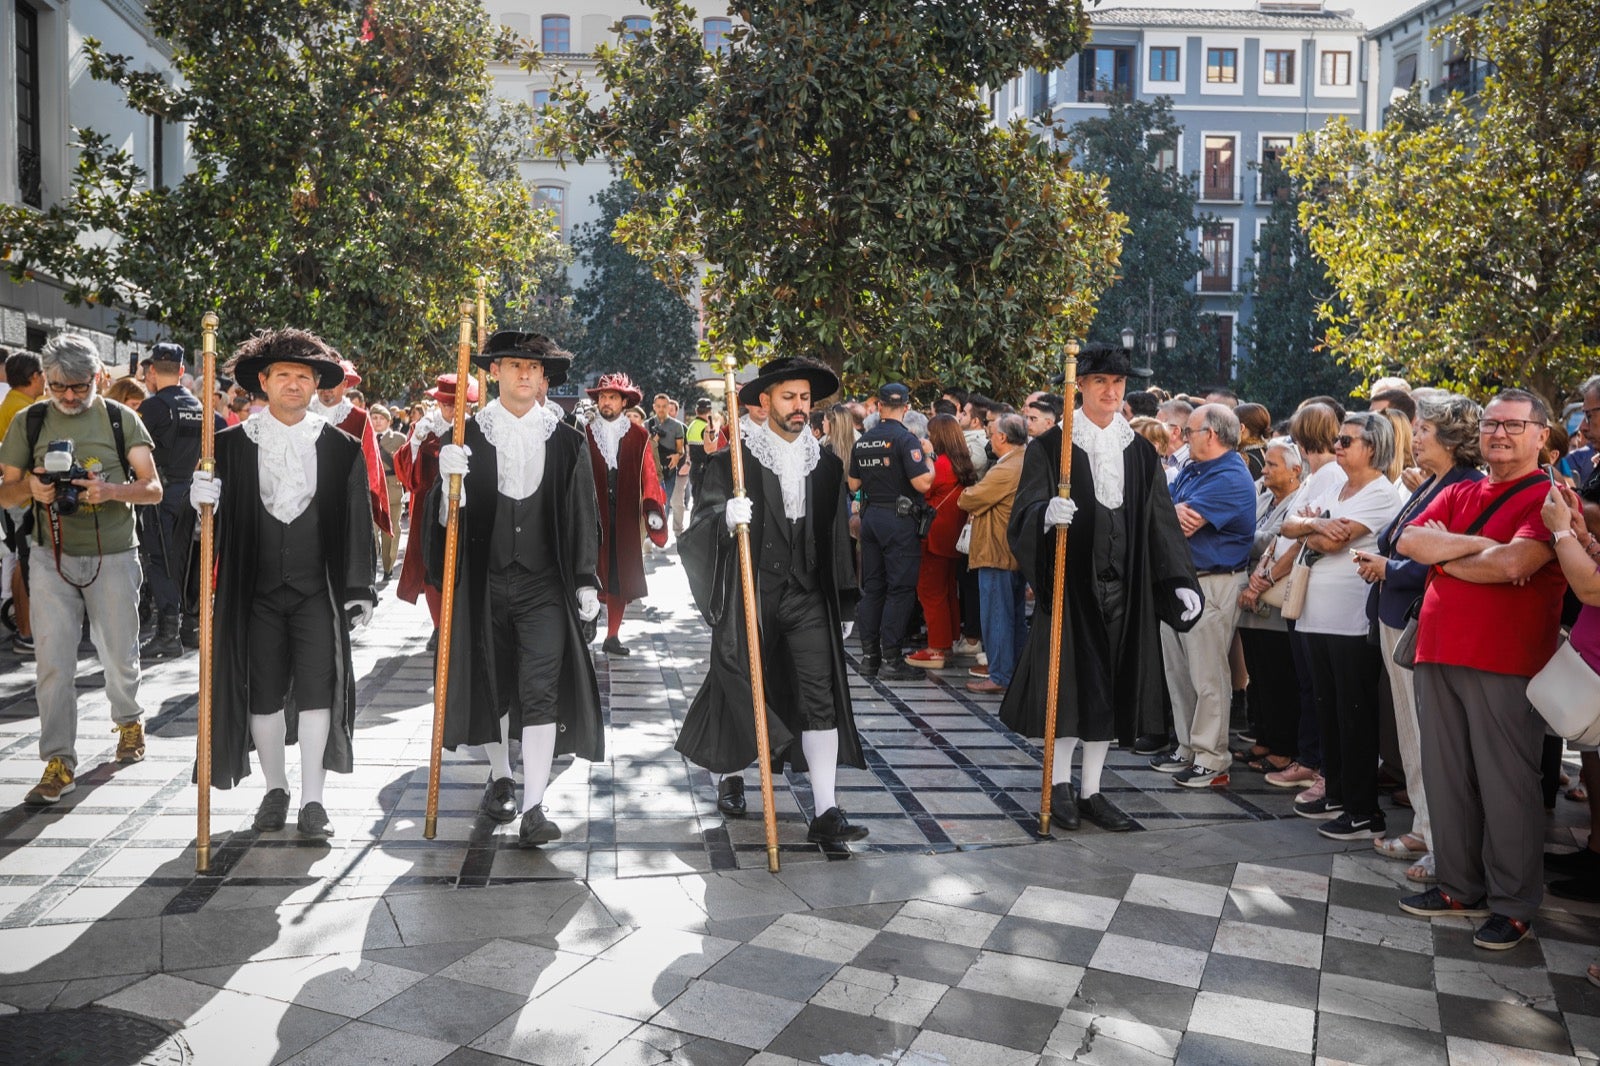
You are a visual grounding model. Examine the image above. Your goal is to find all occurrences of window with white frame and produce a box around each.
[1201,223,1235,292]
[1320,50,1351,86]
[1148,46,1180,83]
[621,16,650,41]
[16,0,44,207]
[534,185,565,231]
[1203,135,1236,201]
[1264,49,1295,85]
[1206,47,1237,84]
[541,15,570,54]
[1259,136,1293,201]
[704,17,732,54]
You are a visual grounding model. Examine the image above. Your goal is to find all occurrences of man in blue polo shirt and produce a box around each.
[1152,403,1257,788]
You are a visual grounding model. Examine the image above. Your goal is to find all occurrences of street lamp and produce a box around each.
[1120,325,1177,375]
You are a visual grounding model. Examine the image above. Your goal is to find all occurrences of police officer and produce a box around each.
[138,342,217,658]
[848,382,933,680]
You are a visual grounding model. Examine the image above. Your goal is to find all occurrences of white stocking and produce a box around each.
[480,714,513,780]
[1052,737,1079,786]
[297,708,331,807]
[521,723,558,812]
[250,711,289,794]
[801,730,840,814]
[1080,740,1110,799]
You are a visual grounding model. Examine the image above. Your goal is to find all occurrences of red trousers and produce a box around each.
[917,549,961,651]
[605,592,628,638]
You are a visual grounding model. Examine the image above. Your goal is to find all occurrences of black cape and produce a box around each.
[425,417,604,758]
[675,445,865,774]
[999,425,1200,744]
[207,423,376,789]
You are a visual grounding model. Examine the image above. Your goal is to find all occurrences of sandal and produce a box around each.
[1405,852,1437,884]
[1568,784,1589,802]
[1374,834,1427,860]
[1247,754,1292,773]
[1233,745,1272,763]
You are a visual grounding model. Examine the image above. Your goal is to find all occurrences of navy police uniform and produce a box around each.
[849,386,929,671]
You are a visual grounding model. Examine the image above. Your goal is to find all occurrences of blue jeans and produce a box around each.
[977,568,1027,687]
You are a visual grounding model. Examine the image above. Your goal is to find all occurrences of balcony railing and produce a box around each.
[1429,60,1491,103]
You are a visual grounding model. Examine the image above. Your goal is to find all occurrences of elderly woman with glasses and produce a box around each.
[1353,394,1483,884]
[1237,437,1308,772]
[1278,413,1404,841]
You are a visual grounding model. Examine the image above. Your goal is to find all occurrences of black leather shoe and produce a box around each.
[878,656,920,681]
[1078,792,1135,833]
[602,636,630,657]
[297,801,334,839]
[859,652,882,678]
[253,788,290,831]
[518,807,562,847]
[717,777,747,817]
[1131,733,1167,756]
[1049,782,1080,830]
[808,806,869,844]
[480,777,518,823]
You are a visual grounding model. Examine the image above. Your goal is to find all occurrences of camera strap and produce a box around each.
[45,506,104,591]
[25,402,124,591]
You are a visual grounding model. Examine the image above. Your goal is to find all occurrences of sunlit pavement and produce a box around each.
[0,540,1597,1064]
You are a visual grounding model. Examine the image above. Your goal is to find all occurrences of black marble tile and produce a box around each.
[1554,972,1600,1017]
[1329,877,1412,915]
[701,943,840,1003]
[1320,935,1437,991]
[1198,953,1319,1011]
[1176,1033,1309,1066]
[1107,902,1220,954]
[768,1004,919,1063]
[1312,1011,1449,1066]
[811,902,903,930]
[922,986,1061,1053]
[1070,968,1197,1032]
[1435,993,1573,1055]
[360,975,524,1046]
[983,915,1105,967]
[849,930,981,987]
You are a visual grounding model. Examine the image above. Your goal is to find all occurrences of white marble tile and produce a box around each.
[900,1029,1041,1066]
[1317,972,1441,1032]
[883,899,1002,948]
[1229,862,1330,903]
[1187,990,1315,1054]
[471,1001,641,1066]
[1325,903,1438,955]
[749,912,878,964]
[1007,885,1120,931]
[1211,918,1324,969]
[1087,933,1208,989]
[649,980,803,1050]
[811,965,948,1027]
[1046,1010,1180,1066]
[437,939,590,999]
[1433,955,1557,1010]
[958,950,1085,1008]
[1123,874,1228,918]
[1444,1037,1579,1066]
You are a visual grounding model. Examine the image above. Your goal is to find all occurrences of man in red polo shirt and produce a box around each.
[1394,389,1566,951]
[309,358,392,548]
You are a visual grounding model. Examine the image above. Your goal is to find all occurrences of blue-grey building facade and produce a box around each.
[992,3,1364,384]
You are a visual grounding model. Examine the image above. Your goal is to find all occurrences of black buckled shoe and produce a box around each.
[253,788,290,831]
[297,801,334,839]
[1078,792,1135,833]
[717,777,747,817]
[808,806,869,845]
[858,650,882,678]
[1131,733,1168,756]
[480,777,518,823]
[518,807,563,848]
[878,655,921,681]
[602,636,630,657]
[1049,782,1080,831]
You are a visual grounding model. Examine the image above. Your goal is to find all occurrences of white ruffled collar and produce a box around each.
[309,396,353,427]
[1072,413,1134,509]
[477,398,561,445]
[476,399,562,500]
[589,413,630,471]
[743,422,819,520]
[243,410,325,523]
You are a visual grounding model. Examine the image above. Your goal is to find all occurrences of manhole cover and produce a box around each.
[0,1008,190,1065]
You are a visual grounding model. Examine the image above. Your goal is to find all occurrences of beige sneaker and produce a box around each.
[25,757,75,806]
[114,721,146,763]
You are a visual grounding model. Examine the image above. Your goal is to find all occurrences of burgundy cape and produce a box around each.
[393,427,442,606]
[587,420,668,602]
[336,406,393,537]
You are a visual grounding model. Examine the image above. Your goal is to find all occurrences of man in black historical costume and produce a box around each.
[190,329,377,838]
[427,331,603,847]
[675,356,869,846]
[999,344,1201,832]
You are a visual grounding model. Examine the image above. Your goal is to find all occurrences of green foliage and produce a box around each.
[1288,0,1600,405]
[0,0,568,398]
[1237,175,1358,416]
[569,179,699,403]
[1059,95,1211,390]
[538,0,1123,401]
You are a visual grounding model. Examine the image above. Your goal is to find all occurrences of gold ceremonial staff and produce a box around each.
[425,302,476,839]
[475,277,489,409]
[722,355,781,873]
[195,312,219,873]
[1039,337,1079,835]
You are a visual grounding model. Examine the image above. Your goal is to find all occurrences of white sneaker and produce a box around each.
[951,638,983,657]
[975,651,988,666]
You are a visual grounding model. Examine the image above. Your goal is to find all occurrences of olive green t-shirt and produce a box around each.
[0,397,153,556]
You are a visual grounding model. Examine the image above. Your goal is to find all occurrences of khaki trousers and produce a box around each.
[1161,572,1246,772]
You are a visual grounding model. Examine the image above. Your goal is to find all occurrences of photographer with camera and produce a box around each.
[0,333,163,806]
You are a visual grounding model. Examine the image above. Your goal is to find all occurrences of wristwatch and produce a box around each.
[1554,529,1577,545]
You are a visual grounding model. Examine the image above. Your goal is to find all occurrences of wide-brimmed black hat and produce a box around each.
[227,329,346,395]
[477,330,572,386]
[1073,342,1153,381]
[737,356,841,407]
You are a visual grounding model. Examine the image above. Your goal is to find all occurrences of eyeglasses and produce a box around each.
[1334,434,1367,448]
[1180,426,1211,439]
[1479,419,1547,436]
[1584,407,1600,421]
[46,380,93,397]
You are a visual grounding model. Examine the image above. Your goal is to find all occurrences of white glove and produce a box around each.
[724,496,754,532]
[190,471,221,513]
[576,587,600,621]
[647,512,664,531]
[1044,496,1077,530]
[344,600,373,628]
[438,444,470,479]
[1176,588,1203,622]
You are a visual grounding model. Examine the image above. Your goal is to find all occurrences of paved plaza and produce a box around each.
[0,545,1597,1065]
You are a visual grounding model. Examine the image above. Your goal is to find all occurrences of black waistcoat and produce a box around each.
[757,466,818,591]
[489,487,559,577]
[256,505,324,596]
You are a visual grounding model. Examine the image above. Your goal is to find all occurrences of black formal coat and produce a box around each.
[424,417,604,758]
[999,425,1200,744]
[675,446,865,774]
[208,424,375,789]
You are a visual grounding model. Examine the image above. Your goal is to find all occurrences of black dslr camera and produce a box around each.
[39,440,91,516]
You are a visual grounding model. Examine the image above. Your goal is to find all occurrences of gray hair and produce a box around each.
[1343,412,1395,473]
[995,412,1027,447]
[1416,393,1481,468]
[40,332,104,386]
[1582,376,1600,403]
[902,409,929,438]
[1198,403,1241,448]
[1158,399,1193,419]
[1265,435,1308,480]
